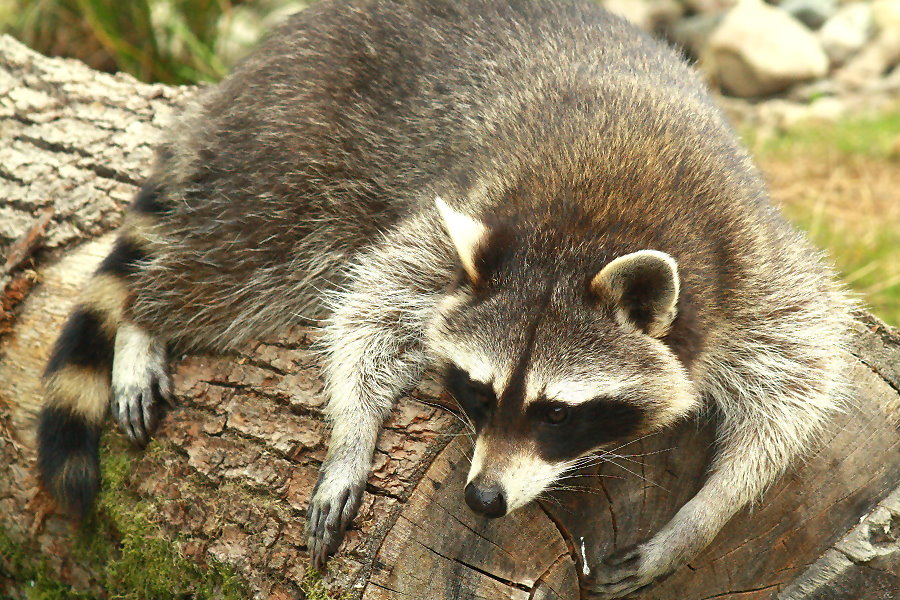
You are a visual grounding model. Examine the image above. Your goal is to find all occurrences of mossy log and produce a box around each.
[1,35,898,600]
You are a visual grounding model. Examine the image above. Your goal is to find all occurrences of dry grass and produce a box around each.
[753,120,900,326]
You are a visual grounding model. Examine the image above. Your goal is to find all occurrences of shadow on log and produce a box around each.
[1,35,898,600]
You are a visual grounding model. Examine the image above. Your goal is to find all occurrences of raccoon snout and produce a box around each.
[464,480,507,518]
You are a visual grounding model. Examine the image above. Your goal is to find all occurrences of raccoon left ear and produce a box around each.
[591,250,679,337]
[435,196,490,285]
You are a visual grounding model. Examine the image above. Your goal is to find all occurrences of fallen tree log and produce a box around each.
[0,35,897,600]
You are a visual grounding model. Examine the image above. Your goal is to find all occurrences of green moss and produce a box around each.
[1,435,247,600]
[301,569,351,600]
[0,528,95,600]
[91,435,247,600]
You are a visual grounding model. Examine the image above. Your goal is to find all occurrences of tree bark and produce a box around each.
[1,35,897,600]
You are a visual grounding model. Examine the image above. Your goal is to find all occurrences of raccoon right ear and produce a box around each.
[591,250,679,337]
[435,196,490,285]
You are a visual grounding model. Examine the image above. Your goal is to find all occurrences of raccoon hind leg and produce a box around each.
[108,184,173,446]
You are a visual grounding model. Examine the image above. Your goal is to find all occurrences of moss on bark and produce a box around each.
[0,435,248,600]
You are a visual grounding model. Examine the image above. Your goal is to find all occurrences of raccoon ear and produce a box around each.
[591,250,679,337]
[435,196,490,284]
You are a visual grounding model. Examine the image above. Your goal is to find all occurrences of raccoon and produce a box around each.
[37,0,851,597]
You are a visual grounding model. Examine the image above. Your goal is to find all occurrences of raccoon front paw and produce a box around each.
[583,545,672,599]
[306,471,365,571]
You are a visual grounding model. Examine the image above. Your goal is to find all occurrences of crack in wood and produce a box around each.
[697,583,782,600]
[364,483,405,502]
[528,552,570,600]
[430,496,518,560]
[537,501,578,559]
[598,478,618,549]
[368,581,413,597]
[15,133,92,158]
[0,167,27,185]
[84,162,140,186]
[853,353,900,397]
[419,541,532,593]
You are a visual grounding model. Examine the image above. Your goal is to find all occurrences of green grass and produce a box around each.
[748,110,900,326]
[4,0,234,84]
[0,436,248,600]
[2,0,313,84]
[784,203,900,326]
[747,110,900,160]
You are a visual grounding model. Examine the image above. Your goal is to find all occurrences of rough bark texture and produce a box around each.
[1,35,898,600]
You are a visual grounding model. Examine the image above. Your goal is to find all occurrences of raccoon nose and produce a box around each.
[464,481,507,518]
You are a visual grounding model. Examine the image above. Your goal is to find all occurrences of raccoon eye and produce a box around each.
[473,389,493,408]
[543,405,570,425]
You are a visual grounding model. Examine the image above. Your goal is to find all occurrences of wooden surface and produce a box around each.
[1,35,898,600]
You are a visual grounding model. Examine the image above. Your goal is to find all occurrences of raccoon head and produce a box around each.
[429,197,699,518]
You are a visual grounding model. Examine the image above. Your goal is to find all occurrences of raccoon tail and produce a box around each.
[38,184,162,518]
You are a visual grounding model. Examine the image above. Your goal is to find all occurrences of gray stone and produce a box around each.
[776,0,838,30]
[835,1,900,89]
[873,0,900,31]
[669,12,725,59]
[681,0,738,13]
[818,3,875,67]
[601,0,684,32]
[706,0,829,97]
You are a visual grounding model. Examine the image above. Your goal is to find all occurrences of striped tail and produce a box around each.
[38,184,159,517]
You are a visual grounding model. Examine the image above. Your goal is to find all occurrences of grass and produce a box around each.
[747,110,900,160]
[747,110,900,326]
[1,0,314,84]
[0,435,248,600]
[3,0,236,84]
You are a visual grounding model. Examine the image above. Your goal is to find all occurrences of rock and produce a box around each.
[872,0,900,33]
[744,95,846,133]
[818,3,875,67]
[775,0,838,30]
[787,77,841,102]
[706,0,829,97]
[835,26,900,88]
[215,0,308,67]
[601,0,684,32]
[670,12,725,59]
[681,0,738,13]
[803,95,847,122]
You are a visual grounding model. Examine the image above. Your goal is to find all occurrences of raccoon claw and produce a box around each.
[112,375,171,447]
[582,546,658,599]
[306,474,365,570]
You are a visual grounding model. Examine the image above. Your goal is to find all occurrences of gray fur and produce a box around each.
[49,0,852,595]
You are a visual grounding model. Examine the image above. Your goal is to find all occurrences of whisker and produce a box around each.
[604,431,662,455]
[605,459,669,492]
[613,447,676,459]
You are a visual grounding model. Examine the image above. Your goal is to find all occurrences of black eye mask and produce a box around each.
[526,396,648,462]
[443,364,495,429]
